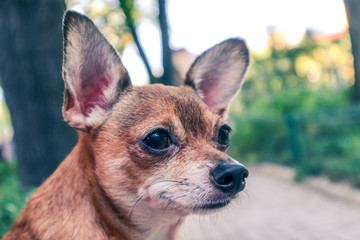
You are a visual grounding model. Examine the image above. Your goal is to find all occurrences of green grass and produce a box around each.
[0,162,34,238]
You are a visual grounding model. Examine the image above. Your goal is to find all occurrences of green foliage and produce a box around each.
[230,86,360,186]
[0,163,34,238]
[229,31,360,187]
[297,106,360,186]
[242,31,354,102]
[119,0,135,26]
[229,87,350,163]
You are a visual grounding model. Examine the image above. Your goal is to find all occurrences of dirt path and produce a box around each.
[180,164,360,240]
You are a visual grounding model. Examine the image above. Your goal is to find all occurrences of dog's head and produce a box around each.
[62,11,249,218]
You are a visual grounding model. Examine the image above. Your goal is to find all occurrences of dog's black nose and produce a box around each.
[211,163,248,194]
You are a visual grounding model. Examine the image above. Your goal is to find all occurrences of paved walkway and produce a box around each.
[180,164,360,240]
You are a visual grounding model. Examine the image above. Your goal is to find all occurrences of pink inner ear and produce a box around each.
[79,62,111,116]
[203,90,216,107]
[198,78,225,115]
[203,89,225,115]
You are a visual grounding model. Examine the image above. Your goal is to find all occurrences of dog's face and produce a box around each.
[62,11,249,218]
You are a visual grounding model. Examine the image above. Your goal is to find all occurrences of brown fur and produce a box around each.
[3,11,249,240]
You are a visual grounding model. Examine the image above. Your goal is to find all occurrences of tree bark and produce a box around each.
[119,0,159,84]
[0,0,77,187]
[128,25,159,84]
[158,0,175,86]
[344,0,360,103]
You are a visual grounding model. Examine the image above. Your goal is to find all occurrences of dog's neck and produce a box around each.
[78,132,183,240]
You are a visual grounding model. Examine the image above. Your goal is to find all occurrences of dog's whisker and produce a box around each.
[162,194,188,215]
[243,190,250,199]
[159,183,188,196]
[130,179,184,203]
[129,194,145,219]
[129,180,188,219]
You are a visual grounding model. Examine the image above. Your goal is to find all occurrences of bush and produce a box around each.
[0,163,34,238]
[229,86,360,187]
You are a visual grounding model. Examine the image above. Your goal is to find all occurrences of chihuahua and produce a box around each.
[3,11,249,240]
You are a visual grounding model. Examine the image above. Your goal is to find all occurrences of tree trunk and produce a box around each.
[158,0,175,86]
[0,0,77,187]
[119,0,176,85]
[344,0,360,103]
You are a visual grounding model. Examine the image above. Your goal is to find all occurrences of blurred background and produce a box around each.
[1,0,360,238]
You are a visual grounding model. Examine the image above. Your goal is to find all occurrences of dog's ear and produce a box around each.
[184,38,249,117]
[62,11,131,131]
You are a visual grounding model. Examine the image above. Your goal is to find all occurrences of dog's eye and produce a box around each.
[217,125,231,148]
[143,129,172,153]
